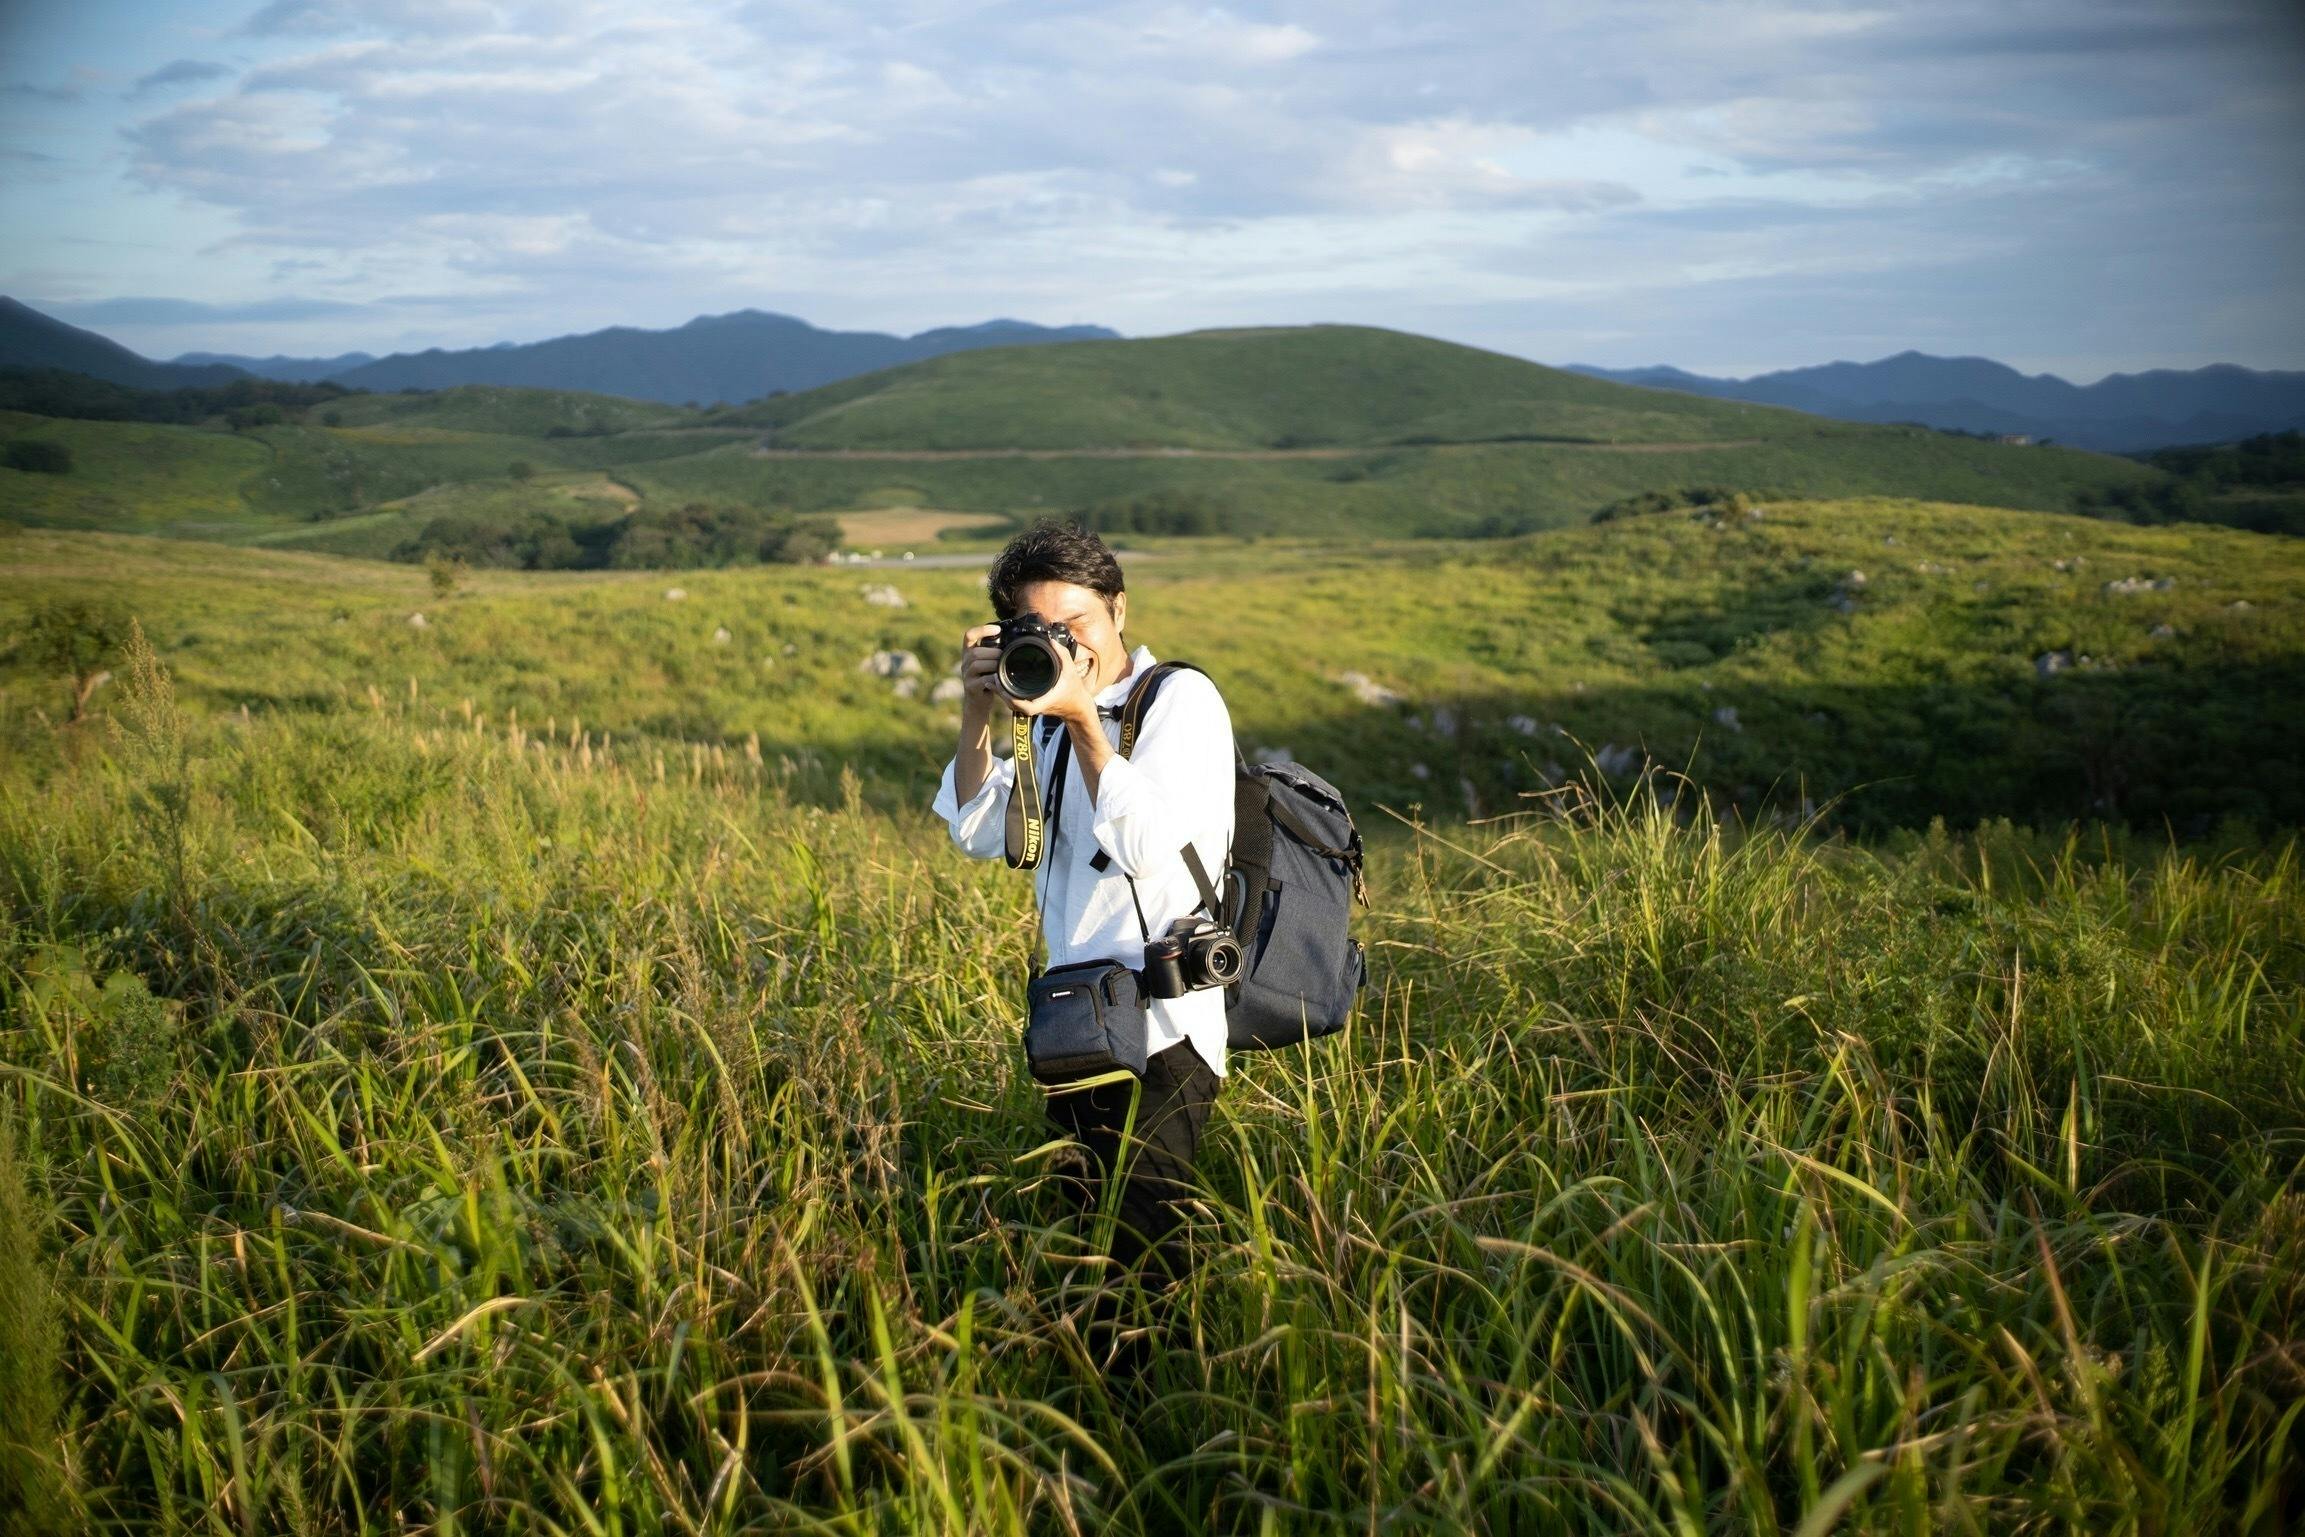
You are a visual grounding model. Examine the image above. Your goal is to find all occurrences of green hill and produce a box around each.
[0,329,2172,552]
[719,325,1788,448]
[322,384,702,436]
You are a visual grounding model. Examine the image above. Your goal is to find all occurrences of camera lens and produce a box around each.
[998,637,1062,699]
[1200,934,1245,987]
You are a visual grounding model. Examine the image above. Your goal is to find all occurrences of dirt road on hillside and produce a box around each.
[749,439,1764,462]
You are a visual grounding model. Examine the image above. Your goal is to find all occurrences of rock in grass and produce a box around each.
[407,612,428,629]
[664,587,687,601]
[712,627,732,645]
[861,650,922,678]
[1337,670,1403,708]
[861,584,907,609]
[1712,705,1742,731]
[2037,650,2072,676]
[929,678,965,704]
[2104,576,2174,595]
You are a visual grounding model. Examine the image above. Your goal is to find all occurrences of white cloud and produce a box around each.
[0,0,2293,372]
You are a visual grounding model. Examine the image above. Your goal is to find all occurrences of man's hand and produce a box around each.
[958,623,1007,722]
[1010,644,1098,728]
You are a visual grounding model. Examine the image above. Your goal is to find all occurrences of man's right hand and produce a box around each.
[959,623,1009,718]
[953,623,1009,805]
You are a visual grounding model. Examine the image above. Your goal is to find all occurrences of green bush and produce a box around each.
[1,439,73,474]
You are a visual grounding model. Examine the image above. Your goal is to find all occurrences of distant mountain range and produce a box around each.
[1567,352,2305,453]
[4,294,2300,449]
[0,299,1119,407]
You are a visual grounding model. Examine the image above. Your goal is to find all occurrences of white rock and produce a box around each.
[407,612,428,629]
[664,587,687,602]
[2229,599,2254,612]
[2037,650,2072,676]
[1409,762,1431,781]
[1844,569,1868,588]
[1429,706,1459,740]
[929,678,965,704]
[893,678,919,699]
[1506,714,1541,738]
[712,627,732,645]
[861,584,907,608]
[1595,743,1640,778]
[1336,670,1403,708]
[860,649,923,678]
[2104,575,2174,596]
[1712,705,1742,731]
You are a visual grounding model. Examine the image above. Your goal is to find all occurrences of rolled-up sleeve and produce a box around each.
[1090,673,1234,879]
[932,754,1013,860]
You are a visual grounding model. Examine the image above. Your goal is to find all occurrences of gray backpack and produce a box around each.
[1118,663,1369,1050]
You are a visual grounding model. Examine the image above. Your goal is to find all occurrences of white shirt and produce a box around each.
[931,644,1235,1077]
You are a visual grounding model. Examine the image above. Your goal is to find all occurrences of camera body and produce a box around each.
[994,613,1080,701]
[1139,915,1245,1000]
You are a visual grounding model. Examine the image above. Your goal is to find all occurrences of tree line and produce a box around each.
[397,501,838,571]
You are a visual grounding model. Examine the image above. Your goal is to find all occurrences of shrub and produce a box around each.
[1,439,72,474]
[17,597,130,722]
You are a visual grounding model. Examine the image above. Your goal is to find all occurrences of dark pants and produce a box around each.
[1042,1039,1221,1294]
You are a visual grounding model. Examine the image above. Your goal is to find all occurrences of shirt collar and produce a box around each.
[1094,644,1158,709]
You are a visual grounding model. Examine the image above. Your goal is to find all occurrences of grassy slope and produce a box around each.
[3,401,2160,546]
[6,497,2298,828]
[718,325,1787,448]
[322,383,699,435]
[1,515,2299,1531]
[629,420,2159,536]
[2,328,2166,546]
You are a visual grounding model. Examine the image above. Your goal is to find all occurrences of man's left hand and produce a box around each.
[1009,647,1098,727]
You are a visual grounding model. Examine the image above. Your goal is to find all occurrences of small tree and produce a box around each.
[2,439,73,474]
[508,460,536,481]
[426,553,467,598]
[21,598,130,723]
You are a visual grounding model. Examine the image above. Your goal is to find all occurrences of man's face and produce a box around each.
[1012,579,1130,692]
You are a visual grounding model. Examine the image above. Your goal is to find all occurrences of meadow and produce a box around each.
[2,500,2301,1533]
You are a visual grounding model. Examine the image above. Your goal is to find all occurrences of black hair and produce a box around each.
[986,518,1125,621]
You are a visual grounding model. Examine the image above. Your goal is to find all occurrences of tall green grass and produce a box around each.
[0,641,2297,1532]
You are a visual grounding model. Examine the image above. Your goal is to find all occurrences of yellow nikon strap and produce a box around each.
[1003,712,1047,869]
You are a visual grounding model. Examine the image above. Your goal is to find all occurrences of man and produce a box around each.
[930,519,1235,1309]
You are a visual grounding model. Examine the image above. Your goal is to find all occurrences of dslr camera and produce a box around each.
[994,613,1080,701]
[1139,915,1245,999]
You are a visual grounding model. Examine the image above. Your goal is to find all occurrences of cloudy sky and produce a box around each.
[2,0,2301,378]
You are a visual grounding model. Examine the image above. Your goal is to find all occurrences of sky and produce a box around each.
[1,0,2301,380]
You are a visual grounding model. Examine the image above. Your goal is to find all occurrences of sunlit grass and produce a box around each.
[1,629,2298,1531]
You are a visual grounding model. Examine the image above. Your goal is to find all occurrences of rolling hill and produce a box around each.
[1,328,2167,552]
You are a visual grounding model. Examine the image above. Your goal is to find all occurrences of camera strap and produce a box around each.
[1003,714,1065,870]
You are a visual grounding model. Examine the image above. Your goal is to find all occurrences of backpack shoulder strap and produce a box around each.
[1116,660,1203,759]
[1102,659,1226,919]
